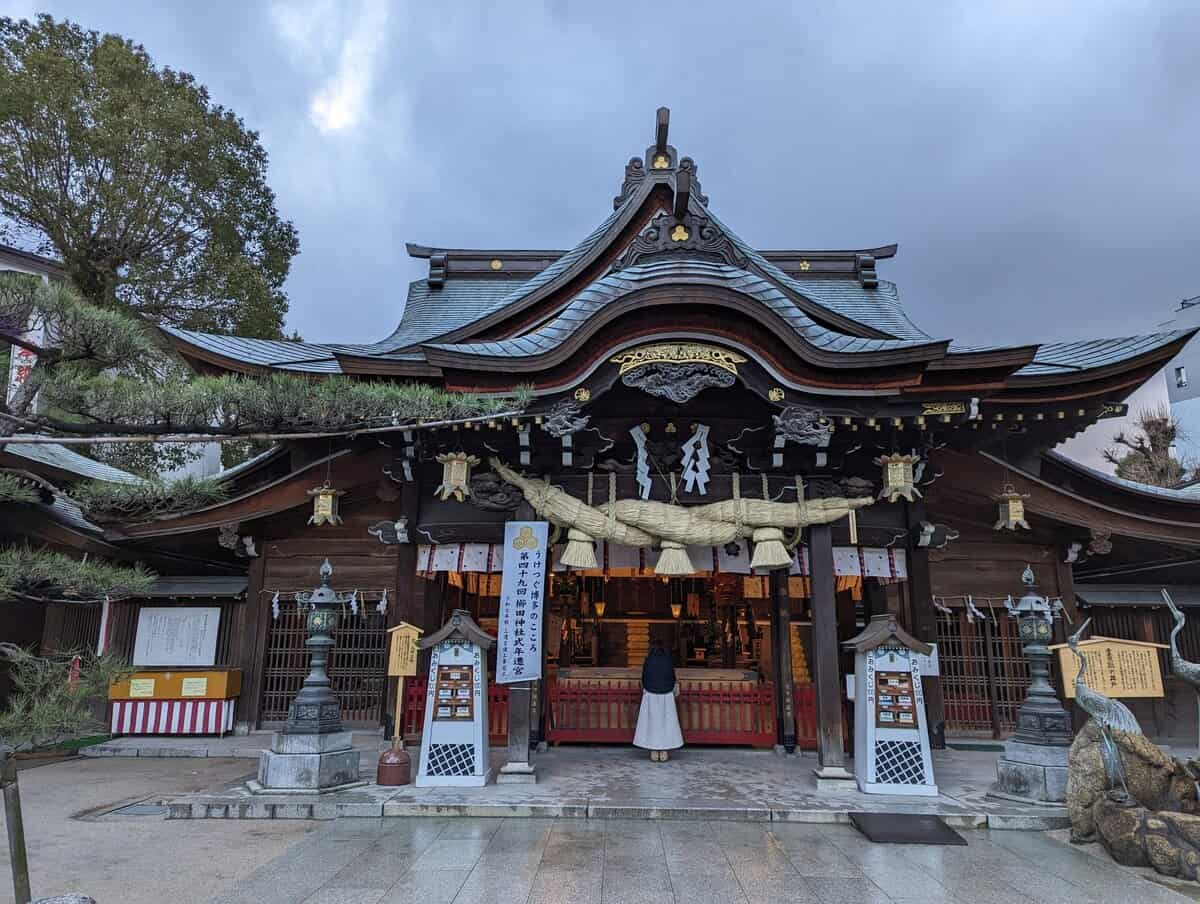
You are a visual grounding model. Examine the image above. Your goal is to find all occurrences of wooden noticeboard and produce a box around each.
[1051,636,1167,699]
[387,622,422,677]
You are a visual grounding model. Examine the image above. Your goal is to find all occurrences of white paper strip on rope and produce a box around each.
[495,521,549,685]
[862,548,892,578]
[432,544,463,573]
[426,541,909,579]
[460,543,492,572]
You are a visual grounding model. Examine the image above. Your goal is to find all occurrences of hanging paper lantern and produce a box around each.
[670,601,683,619]
[874,453,922,503]
[993,484,1031,531]
[434,451,481,501]
[307,481,344,526]
[593,599,607,619]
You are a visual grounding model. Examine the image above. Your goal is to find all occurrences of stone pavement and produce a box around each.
[162,744,1069,828]
[207,815,1196,904]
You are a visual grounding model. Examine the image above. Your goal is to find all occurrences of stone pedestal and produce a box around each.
[250,730,364,794]
[813,765,857,792]
[992,739,1069,804]
[497,761,537,784]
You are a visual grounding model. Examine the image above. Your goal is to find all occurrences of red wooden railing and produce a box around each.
[545,677,776,748]
[793,684,854,752]
[402,676,509,747]
[794,684,818,750]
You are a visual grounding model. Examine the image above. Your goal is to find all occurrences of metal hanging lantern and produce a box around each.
[993,483,1031,531]
[307,481,344,526]
[875,453,922,503]
[670,601,683,619]
[434,451,480,501]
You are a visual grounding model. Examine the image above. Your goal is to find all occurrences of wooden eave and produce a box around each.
[935,449,1200,546]
[925,346,1040,372]
[105,448,388,539]
[1001,333,1194,392]
[333,355,442,377]
[422,283,952,378]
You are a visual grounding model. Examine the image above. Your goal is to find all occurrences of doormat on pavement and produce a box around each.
[848,812,967,845]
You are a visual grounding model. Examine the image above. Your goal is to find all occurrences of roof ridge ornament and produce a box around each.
[612,107,708,210]
[613,209,746,271]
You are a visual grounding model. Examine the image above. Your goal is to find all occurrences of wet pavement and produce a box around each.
[207,815,1196,904]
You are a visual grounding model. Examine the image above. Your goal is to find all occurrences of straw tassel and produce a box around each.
[560,527,599,569]
[654,539,695,576]
[750,526,792,569]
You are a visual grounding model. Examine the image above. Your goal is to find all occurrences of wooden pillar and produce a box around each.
[904,501,946,749]
[235,551,268,733]
[384,479,422,736]
[810,523,850,778]
[863,579,888,620]
[770,568,797,752]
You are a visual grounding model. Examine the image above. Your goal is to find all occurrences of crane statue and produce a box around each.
[1161,589,1200,755]
[1068,618,1143,799]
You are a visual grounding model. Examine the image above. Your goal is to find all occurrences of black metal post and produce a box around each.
[2,747,31,904]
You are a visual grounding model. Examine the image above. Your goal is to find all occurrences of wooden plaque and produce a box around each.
[387,622,423,677]
[1051,636,1166,699]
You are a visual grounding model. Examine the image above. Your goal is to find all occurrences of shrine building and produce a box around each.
[10,108,1200,758]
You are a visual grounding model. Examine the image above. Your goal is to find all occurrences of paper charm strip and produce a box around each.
[680,424,711,495]
[630,425,652,500]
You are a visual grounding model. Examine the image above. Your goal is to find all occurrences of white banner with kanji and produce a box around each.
[495,520,549,685]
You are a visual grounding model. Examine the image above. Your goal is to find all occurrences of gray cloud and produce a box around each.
[9,1,1200,347]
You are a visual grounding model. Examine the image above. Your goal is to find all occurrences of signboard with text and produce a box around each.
[495,521,548,685]
[132,607,220,667]
[1052,636,1166,699]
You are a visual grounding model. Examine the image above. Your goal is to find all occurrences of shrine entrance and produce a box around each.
[401,539,908,751]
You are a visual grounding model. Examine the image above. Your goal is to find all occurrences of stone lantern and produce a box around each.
[251,560,364,794]
[990,565,1072,804]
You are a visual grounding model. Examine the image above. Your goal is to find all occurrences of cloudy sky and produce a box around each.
[4,1,1199,347]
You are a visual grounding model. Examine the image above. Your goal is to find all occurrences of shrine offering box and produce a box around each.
[108,669,242,736]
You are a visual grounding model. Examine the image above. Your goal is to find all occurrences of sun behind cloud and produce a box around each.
[270,0,392,134]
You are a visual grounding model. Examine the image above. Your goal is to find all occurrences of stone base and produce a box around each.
[254,730,362,792]
[990,739,1069,804]
[497,762,537,784]
[813,765,857,792]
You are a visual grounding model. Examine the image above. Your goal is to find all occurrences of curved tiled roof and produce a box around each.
[425,260,945,360]
[1043,450,1200,502]
[1015,333,1189,376]
[701,207,934,341]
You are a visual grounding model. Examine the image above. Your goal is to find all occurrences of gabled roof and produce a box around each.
[424,260,945,368]
[156,108,1191,407]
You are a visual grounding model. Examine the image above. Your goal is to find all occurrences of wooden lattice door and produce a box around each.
[259,608,388,725]
[936,609,1030,738]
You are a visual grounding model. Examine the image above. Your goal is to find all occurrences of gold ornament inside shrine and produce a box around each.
[307,481,344,526]
[993,484,1031,531]
[434,452,480,502]
[876,453,922,503]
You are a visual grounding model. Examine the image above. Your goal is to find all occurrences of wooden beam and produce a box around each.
[673,167,691,220]
[770,568,797,752]
[655,106,669,155]
[905,500,946,749]
[809,523,846,770]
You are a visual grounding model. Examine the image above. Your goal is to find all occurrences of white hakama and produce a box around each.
[633,689,683,750]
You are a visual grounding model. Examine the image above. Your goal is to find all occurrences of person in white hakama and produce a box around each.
[633,641,683,761]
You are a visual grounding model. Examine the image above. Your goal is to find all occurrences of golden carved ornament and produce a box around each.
[490,259,503,271]
[610,343,748,377]
[921,401,967,416]
[652,154,670,169]
[670,224,689,242]
[798,260,811,272]
[573,387,591,402]
[768,387,786,402]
